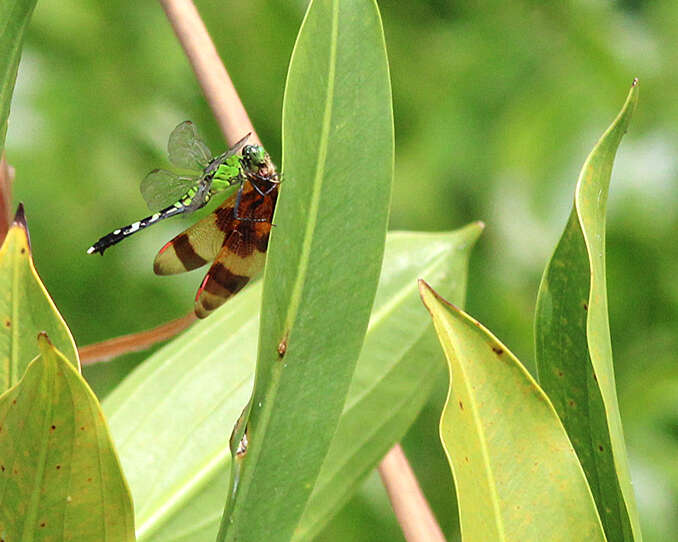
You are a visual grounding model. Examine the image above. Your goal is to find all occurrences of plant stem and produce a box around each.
[378,444,446,542]
[158,0,260,146]
[0,154,13,245]
[79,312,196,365]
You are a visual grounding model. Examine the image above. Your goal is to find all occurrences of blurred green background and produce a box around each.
[5,0,677,540]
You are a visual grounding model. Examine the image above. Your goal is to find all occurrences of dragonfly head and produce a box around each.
[242,145,267,168]
[242,144,278,182]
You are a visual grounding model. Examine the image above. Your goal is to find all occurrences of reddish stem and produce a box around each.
[79,312,196,365]
[378,444,447,542]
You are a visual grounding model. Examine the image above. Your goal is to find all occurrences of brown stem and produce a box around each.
[0,154,14,245]
[79,311,196,365]
[378,444,447,542]
[158,0,260,146]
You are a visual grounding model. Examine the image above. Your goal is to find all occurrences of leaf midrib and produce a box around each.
[21,359,53,542]
[223,1,341,535]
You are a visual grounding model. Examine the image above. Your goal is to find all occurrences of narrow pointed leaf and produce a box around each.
[0,205,79,390]
[420,281,606,542]
[103,227,476,541]
[0,0,37,153]
[0,333,135,540]
[218,0,393,540]
[535,80,642,541]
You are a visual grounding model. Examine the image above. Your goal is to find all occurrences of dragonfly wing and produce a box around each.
[167,120,213,171]
[153,182,276,318]
[212,132,251,163]
[140,169,199,211]
[194,234,268,318]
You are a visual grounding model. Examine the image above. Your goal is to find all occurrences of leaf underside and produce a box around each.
[421,281,606,542]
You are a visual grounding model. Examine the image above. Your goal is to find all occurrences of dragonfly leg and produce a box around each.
[233,179,273,223]
[250,179,269,198]
[262,183,277,196]
[233,179,246,218]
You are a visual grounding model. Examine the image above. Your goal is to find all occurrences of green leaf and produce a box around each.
[103,227,479,541]
[420,281,606,542]
[104,285,261,542]
[0,0,37,153]
[218,0,393,540]
[0,333,134,540]
[534,80,642,541]
[0,205,79,390]
[294,224,483,541]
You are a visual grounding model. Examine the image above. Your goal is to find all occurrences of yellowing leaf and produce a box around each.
[420,280,606,542]
[0,333,134,540]
[0,204,79,390]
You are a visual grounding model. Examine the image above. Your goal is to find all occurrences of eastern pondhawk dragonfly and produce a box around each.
[88,121,280,317]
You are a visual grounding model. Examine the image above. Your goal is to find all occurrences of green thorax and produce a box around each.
[213,155,243,185]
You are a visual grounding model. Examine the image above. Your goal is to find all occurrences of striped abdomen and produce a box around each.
[87,183,210,255]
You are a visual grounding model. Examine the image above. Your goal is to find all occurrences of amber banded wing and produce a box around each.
[194,186,276,318]
[154,182,277,318]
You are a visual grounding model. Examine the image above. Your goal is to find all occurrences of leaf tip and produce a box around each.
[417,277,431,297]
[418,279,462,313]
[11,202,31,250]
[465,220,486,243]
[37,331,53,356]
[12,202,26,228]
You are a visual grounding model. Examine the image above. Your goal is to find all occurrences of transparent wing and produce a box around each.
[211,132,251,163]
[140,169,199,211]
[167,121,213,171]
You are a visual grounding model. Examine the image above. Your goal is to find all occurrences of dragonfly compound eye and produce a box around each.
[243,145,266,166]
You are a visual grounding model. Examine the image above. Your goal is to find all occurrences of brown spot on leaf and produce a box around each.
[277,335,288,358]
[1,465,5,472]
[492,346,504,355]
[12,400,16,405]
[583,302,588,311]
[87,477,92,482]
[80,426,85,431]
[4,319,9,328]
[598,445,604,452]
[464,456,469,463]
[40,522,46,528]
[458,400,464,411]
[236,430,249,459]
[56,465,61,470]
[50,425,56,431]
[20,247,26,254]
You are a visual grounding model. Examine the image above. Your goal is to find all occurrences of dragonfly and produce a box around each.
[87,121,280,318]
